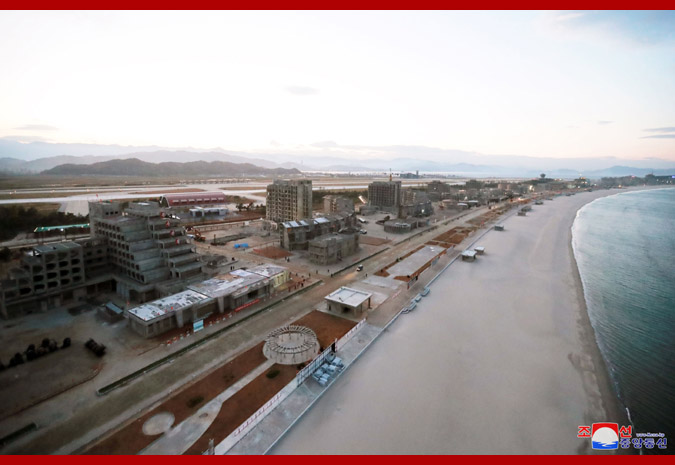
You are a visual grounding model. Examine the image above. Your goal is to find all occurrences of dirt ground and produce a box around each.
[252,246,291,259]
[184,363,298,455]
[81,310,355,454]
[359,236,391,246]
[84,342,266,454]
[183,311,357,454]
[0,347,101,421]
[291,310,357,349]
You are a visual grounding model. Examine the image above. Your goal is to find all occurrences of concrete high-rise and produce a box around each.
[367,180,401,213]
[266,179,313,223]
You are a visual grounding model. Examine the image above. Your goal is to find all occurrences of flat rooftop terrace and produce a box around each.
[188,269,267,299]
[387,245,444,278]
[128,289,210,322]
[325,286,372,308]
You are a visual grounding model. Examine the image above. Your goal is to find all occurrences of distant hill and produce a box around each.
[0,150,287,174]
[41,158,301,177]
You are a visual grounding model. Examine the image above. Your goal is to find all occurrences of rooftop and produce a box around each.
[387,245,444,278]
[128,289,210,322]
[33,241,82,253]
[188,269,267,298]
[325,287,372,307]
[249,264,287,278]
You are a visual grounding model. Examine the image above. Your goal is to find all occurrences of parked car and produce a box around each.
[356,265,364,271]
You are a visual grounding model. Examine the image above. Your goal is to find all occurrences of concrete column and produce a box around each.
[176,309,184,328]
[217,296,225,313]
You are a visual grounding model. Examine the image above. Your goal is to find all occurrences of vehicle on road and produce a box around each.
[356,265,364,271]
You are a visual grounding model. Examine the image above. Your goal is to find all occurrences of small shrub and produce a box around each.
[187,395,205,408]
[266,369,280,379]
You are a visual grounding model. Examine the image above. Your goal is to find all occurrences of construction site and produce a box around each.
[0,175,560,455]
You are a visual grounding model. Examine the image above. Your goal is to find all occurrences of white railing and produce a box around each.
[215,317,368,454]
[337,318,366,351]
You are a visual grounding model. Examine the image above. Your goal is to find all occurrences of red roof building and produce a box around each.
[159,192,227,207]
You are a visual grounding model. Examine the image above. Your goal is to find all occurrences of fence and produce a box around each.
[216,317,369,454]
[337,318,366,350]
[295,347,335,385]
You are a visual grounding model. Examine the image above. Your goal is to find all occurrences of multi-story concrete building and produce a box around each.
[266,179,313,223]
[1,200,205,319]
[90,201,203,302]
[368,180,401,213]
[308,232,359,265]
[0,240,113,319]
[399,190,433,218]
[279,212,357,250]
[323,195,354,214]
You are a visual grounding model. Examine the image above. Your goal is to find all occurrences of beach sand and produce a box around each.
[269,189,646,454]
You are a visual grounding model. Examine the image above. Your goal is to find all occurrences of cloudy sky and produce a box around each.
[1,11,674,161]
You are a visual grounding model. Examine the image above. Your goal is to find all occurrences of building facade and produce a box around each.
[266,179,313,223]
[308,232,359,265]
[325,286,372,317]
[1,200,206,319]
[279,212,357,250]
[323,195,354,214]
[367,180,401,213]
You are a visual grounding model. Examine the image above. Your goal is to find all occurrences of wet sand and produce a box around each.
[270,189,648,454]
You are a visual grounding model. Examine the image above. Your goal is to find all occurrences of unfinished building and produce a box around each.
[279,212,357,250]
[368,180,401,213]
[266,179,313,223]
[308,232,360,265]
[127,265,290,338]
[323,195,354,214]
[90,201,203,302]
[0,200,205,319]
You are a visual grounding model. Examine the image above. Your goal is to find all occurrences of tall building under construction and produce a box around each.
[266,179,313,223]
[368,180,402,213]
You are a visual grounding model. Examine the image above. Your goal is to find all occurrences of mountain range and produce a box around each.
[1,139,674,178]
[41,158,300,177]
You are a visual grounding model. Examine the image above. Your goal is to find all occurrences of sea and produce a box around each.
[572,188,675,449]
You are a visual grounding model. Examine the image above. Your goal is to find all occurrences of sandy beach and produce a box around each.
[269,188,650,454]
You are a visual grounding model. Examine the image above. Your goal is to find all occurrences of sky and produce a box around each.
[1,10,674,162]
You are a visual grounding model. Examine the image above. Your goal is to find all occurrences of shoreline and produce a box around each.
[569,208,630,437]
[569,186,674,441]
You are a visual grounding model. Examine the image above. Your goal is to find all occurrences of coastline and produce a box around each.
[568,202,629,448]
[569,186,675,443]
[270,186,663,454]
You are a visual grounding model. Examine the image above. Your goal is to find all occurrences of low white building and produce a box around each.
[325,286,372,317]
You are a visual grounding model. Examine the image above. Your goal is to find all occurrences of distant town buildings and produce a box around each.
[158,192,227,208]
[266,179,313,223]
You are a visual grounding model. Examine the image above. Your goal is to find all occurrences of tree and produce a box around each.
[236,203,243,212]
[540,173,546,179]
